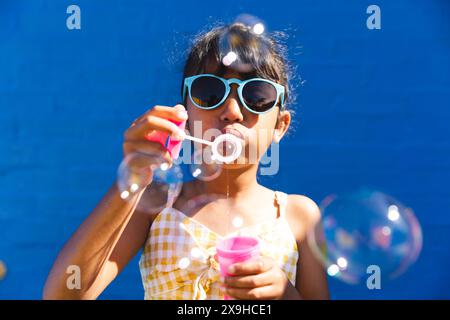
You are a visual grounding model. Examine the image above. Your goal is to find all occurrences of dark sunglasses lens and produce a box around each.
[190,76,226,108]
[242,80,278,113]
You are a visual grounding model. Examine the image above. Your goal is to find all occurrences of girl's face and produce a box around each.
[185,63,291,168]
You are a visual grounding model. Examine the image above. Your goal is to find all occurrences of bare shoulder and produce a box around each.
[284,194,321,242]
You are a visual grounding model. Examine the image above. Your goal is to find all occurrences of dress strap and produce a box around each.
[274,191,288,218]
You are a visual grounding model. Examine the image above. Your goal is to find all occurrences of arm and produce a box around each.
[289,195,330,300]
[295,238,330,300]
[43,104,188,299]
[43,183,152,299]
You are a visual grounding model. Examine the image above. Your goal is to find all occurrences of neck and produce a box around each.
[193,164,260,198]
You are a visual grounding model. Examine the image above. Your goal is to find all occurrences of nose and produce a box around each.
[219,87,244,123]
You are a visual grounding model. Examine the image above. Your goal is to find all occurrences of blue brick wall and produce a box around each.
[0,0,449,299]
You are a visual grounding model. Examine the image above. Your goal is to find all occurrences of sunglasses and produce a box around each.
[182,74,285,114]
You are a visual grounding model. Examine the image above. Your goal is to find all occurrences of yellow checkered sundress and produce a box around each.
[139,191,299,300]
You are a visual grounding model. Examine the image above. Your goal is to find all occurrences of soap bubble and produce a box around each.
[117,152,158,198]
[137,162,183,213]
[218,14,270,73]
[234,14,266,34]
[307,189,423,284]
[211,134,243,164]
[0,260,7,280]
[117,152,183,214]
[189,146,223,181]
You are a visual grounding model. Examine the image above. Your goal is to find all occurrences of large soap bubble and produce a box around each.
[117,152,183,214]
[307,189,423,284]
[218,14,270,73]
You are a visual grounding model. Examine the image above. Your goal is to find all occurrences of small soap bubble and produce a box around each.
[189,146,223,181]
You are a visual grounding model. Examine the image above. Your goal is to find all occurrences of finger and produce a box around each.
[151,104,188,121]
[224,273,272,289]
[133,105,188,126]
[228,258,272,276]
[125,115,186,141]
[173,103,187,113]
[225,286,277,300]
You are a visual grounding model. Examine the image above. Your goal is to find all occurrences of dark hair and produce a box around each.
[181,23,293,110]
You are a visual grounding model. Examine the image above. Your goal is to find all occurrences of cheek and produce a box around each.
[245,118,277,158]
[240,128,273,163]
[186,106,220,136]
[186,103,205,123]
[253,128,274,148]
[252,114,278,142]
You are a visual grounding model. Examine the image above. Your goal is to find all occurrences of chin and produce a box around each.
[221,160,253,169]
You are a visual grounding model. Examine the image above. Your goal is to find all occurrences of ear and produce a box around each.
[273,110,291,143]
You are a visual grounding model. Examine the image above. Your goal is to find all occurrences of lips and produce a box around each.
[221,127,245,140]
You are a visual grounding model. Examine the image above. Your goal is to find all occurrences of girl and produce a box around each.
[43,23,329,300]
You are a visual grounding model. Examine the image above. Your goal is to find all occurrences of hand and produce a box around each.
[222,256,290,300]
[123,104,188,169]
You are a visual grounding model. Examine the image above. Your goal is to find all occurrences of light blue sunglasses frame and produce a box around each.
[182,74,285,115]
